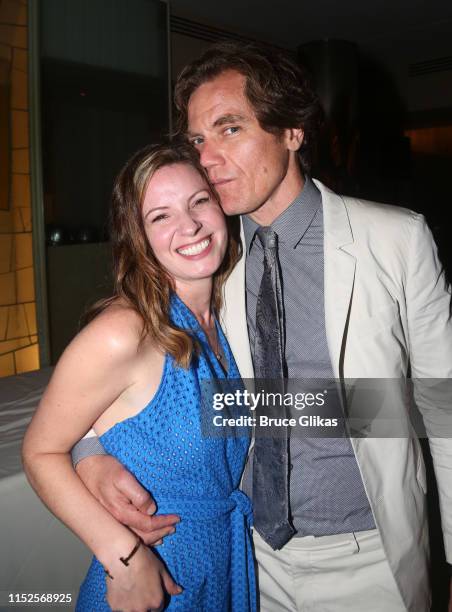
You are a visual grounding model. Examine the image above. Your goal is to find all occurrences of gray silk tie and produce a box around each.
[252,227,295,549]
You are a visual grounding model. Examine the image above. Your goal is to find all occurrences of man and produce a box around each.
[73,43,452,611]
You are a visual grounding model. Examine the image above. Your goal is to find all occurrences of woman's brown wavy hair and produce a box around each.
[85,142,242,368]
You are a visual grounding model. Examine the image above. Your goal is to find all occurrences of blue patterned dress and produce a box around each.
[76,294,256,611]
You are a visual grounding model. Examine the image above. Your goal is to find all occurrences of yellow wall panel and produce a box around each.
[0,1,38,377]
[0,271,16,305]
[11,173,30,208]
[6,303,28,339]
[15,343,39,373]
[0,352,15,377]
[12,148,29,173]
[0,234,12,272]
[16,265,34,303]
[11,110,28,148]
[13,232,32,269]
[24,301,37,335]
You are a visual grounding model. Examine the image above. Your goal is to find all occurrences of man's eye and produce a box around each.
[190,137,204,146]
[224,126,239,136]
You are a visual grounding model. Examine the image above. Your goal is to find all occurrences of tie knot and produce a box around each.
[256,227,278,251]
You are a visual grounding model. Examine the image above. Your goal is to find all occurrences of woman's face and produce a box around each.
[142,162,228,287]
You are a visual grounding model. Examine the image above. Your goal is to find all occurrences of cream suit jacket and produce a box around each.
[219,179,452,612]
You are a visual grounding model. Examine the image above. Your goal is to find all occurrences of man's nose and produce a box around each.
[198,140,223,170]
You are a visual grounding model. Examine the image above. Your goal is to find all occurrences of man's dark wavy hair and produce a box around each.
[174,41,323,173]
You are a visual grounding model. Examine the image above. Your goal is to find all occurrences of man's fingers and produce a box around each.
[131,525,176,546]
[161,569,183,596]
[125,510,180,534]
[144,499,157,515]
[112,503,156,532]
[149,514,180,530]
[112,498,180,537]
[114,469,153,510]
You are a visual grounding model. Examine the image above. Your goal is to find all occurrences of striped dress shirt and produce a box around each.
[241,176,375,536]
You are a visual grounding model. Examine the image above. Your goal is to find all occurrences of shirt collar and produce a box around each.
[242,176,321,253]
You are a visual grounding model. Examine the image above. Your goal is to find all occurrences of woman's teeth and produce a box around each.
[177,237,211,256]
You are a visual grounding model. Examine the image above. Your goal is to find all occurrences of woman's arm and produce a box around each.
[22,306,181,610]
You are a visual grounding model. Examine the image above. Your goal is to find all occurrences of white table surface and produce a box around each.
[0,369,91,612]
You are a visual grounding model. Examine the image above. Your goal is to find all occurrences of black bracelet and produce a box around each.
[120,538,142,566]
[103,537,142,580]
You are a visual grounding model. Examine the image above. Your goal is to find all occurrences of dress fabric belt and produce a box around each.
[157,490,256,612]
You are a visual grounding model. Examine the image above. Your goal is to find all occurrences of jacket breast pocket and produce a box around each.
[353,301,400,339]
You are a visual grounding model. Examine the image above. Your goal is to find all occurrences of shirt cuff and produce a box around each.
[71,436,107,468]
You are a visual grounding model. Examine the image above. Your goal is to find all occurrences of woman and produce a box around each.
[22,143,256,611]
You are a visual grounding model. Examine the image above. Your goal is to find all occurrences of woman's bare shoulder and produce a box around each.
[70,299,150,364]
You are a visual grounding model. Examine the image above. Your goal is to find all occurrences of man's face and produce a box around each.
[187,70,303,219]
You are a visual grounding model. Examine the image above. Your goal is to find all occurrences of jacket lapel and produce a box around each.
[220,220,255,378]
[314,180,356,378]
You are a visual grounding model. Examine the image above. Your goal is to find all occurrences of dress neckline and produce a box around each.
[170,292,232,378]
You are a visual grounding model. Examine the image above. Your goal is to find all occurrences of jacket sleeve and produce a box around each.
[406,213,452,562]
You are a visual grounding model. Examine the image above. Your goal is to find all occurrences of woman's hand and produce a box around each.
[106,544,182,612]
